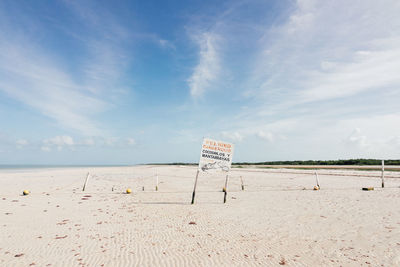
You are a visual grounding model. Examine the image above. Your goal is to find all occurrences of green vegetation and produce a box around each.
[149,162,196,166]
[149,159,399,166]
[233,159,400,166]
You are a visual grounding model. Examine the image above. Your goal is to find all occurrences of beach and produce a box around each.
[1,165,400,266]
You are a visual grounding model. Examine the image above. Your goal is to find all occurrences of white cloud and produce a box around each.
[104,137,117,146]
[41,146,51,152]
[300,40,400,102]
[16,139,28,146]
[218,0,400,160]
[221,131,243,142]
[158,39,175,50]
[188,32,220,97]
[345,128,369,149]
[127,138,136,146]
[0,40,108,135]
[15,139,29,149]
[0,2,131,136]
[81,138,95,146]
[247,0,400,106]
[257,131,274,142]
[43,135,75,147]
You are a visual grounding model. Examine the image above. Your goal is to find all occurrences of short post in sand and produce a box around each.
[381,160,385,188]
[191,170,200,205]
[155,172,159,191]
[314,170,320,190]
[240,175,244,191]
[223,174,229,203]
[82,172,90,191]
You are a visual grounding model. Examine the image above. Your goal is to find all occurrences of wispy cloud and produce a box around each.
[158,39,176,50]
[127,138,136,146]
[256,131,274,143]
[215,0,400,157]
[188,32,220,98]
[16,139,28,149]
[0,52,107,135]
[221,131,243,143]
[41,135,74,151]
[345,128,369,150]
[0,1,132,136]
[250,0,400,104]
[38,135,137,152]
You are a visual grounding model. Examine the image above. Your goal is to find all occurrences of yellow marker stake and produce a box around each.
[126,188,132,194]
[23,190,30,195]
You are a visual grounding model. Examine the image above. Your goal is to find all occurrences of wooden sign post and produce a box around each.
[381,160,385,188]
[240,176,244,191]
[315,170,320,189]
[156,172,159,191]
[191,170,200,205]
[194,138,235,205]
[82,172,90,191]
[223,174,229,203]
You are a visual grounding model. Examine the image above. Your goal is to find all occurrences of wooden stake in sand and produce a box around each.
[381,160,385,188]
[82,173,90,191]
[240,176,244,191]
[315,170,320,189]
[191,170,200,205]
[155,172,159,191]
[223,174,229,203]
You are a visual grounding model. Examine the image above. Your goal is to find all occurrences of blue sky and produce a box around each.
[0,0,399,165]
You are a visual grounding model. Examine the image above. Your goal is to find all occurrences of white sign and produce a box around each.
[199,138,234,172]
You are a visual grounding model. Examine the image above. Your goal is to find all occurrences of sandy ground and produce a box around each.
[1,165,400,266]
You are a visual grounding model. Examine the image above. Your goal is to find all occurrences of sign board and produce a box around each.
[199,138,234,172]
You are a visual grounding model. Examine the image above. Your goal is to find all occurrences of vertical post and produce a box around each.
[191,170,200,205]
[82,173,90,191]
[381,160,385,188]
[240,176,244,191]
[315,170,320,188]
[156,172,159,191]
[223,174,229,203]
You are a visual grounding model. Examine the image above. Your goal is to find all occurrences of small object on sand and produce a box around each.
[14,253,24,257]
[126,188,132,194]
[23,190,30,196]
[313,186,320,191]
[142,186,144,191]
[362,187,374,191]
[189,221,197,225]
[222,187,226,193]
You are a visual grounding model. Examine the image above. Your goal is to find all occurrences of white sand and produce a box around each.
[1,165,400,266]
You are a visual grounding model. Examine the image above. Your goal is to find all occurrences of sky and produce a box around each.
[0,0,400,165]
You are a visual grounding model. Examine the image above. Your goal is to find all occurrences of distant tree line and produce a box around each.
[149,159,400,166]
[233,159,400,166]
[150,162,196,166]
